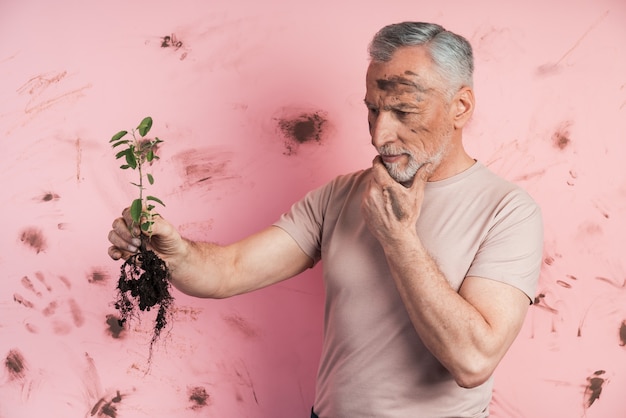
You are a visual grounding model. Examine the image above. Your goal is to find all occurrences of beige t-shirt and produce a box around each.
[274,162,543,418]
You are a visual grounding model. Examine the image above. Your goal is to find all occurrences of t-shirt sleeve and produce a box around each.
[467,190,544,302]
[272,181,333,266]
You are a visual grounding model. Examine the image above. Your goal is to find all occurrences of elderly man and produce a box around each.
[108,21,543,418]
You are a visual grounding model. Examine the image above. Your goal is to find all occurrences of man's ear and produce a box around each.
[451,86,475,129]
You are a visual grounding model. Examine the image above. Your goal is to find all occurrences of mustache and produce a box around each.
[378,145,412,157]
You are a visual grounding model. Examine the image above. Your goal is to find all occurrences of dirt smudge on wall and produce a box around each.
[188,386,210,410]
[619,320,626,346]
[552,121,572,150]
[172,148,238,192]
[88,268,110,284]
[584,370,607,409]
[275,109,329,155]
[222,313,259,339]
[105,314,125,339]
[40,192,60,202]
[5,349,27,380]
[19,227,47,253]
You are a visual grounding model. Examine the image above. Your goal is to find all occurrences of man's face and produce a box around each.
[364,46,456,184]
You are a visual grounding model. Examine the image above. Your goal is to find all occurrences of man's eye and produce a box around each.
[368,107,379,116]
[394,109,410,118]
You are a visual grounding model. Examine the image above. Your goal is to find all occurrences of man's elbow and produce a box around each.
[452,359,496,389]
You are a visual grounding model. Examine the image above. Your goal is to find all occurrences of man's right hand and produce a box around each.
[107,207,185,267]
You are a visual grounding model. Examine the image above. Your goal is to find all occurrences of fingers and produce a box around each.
[410,162,434,191]
[108,214,142,260]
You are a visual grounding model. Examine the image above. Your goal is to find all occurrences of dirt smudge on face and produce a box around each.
[5,349,27,380]
[188,386,210,410]
[19,227,47,253]
[275,109,329,155]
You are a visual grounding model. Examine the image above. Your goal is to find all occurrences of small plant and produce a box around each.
[109,116,173,363]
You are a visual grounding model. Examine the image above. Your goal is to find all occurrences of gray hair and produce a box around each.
[368,22,474,97]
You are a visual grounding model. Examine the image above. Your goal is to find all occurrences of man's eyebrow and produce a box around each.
[363,99,421,110]
[376,74,429,93]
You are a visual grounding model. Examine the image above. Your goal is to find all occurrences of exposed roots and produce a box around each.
[114,249,173,364]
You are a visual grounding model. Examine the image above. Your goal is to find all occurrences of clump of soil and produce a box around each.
[114,247,173,361]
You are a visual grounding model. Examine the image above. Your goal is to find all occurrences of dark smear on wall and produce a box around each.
[235,362,259,405]
[222,313,259,339]
[159,33,188,60]
[35,271,52,291]
[105,314,125,339]
[513,168,546,182]
[58,275,72,289]
[173,148,237,192]
[68,298,85,327]
[21,276,42,297]
[161,33,183,49]
[42,301,58,316]
[88,268,110,284]
[276,110,328,155]
[90,390,123,418]
[16,71,93,118]
[13,293,34,309]
[76,137,83,182]
[556,280,572,288]
[5,349,27,380]
[533,293,558,314]
[188,386,210,410]
[595,276,626,288]
[535,11,609,77]
[584,370,606,409]
[19,227,47,253]
[619,320,626,346]
[552,122,572,150]
[40,192,60,202]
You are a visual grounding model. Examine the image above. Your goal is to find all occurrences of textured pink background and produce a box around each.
[1,0,625,417]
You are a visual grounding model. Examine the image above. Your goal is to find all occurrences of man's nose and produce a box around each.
[370,112,397,149]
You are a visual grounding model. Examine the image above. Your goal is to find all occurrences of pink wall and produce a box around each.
[1,0,625,416]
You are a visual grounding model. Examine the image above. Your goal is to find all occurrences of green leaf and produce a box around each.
[147,195,165,206]
[141,221,152,231]
[146,149,154,162]
[125,151,137,169]
[111,140,129,148]
[119,164,131,169]
[137,117,153,137]
[147,173,154,185]
[110,130,128,142]
[115,149,129,160]
[130,199,143,223]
